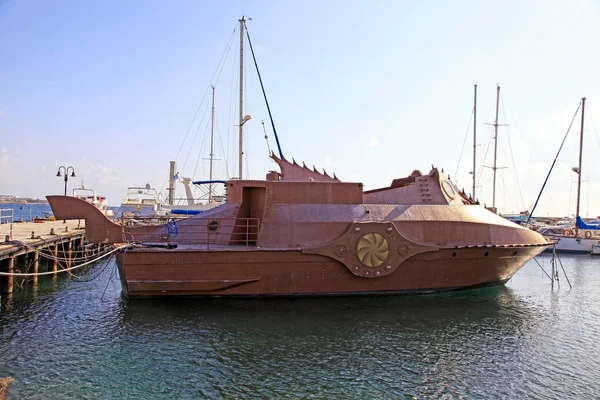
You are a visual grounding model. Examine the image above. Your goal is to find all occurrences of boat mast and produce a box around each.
[575,97,586,235]
[209,85,215,202]
[472,84,477,200]
[238,16,245,180]
[168,161,176,205]
[492,84,500,213]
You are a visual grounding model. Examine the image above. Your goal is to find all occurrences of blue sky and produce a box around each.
[1,0,599,217]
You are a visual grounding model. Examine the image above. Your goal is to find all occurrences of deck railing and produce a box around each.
[0,208,14,240]
[122,216,260,248]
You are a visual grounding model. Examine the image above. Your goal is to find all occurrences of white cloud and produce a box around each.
[368,135,379,148]
[79,160,124,186]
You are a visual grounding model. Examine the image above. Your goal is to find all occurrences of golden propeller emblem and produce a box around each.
[356,233,389,267]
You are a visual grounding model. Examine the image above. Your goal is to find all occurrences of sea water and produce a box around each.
[1,253,599,399]
[0,203,53,222]
[0,203,122,223]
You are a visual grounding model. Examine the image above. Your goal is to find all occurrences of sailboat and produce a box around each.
[163,86,227,215]
[45,17,549,297]
[537,98,599,253]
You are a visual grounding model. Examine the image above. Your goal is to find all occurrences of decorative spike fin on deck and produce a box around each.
[269,153,342,182]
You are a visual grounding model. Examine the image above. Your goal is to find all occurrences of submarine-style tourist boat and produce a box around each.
[45,17,548,297]
[46,154,549,297]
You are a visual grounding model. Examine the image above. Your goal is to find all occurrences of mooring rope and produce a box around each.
[0,244,130,277]
[6,235,105,264]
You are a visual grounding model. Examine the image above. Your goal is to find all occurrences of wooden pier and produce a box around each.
[0,220,106,294]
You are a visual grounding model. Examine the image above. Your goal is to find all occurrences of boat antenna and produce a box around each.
[262,120,272,155]
[472,84,477,200]
[574,97,586,236]
[245,22,284,160]
[525,101,582,226]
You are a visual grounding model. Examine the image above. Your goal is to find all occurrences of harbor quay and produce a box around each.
[0,220,108,294]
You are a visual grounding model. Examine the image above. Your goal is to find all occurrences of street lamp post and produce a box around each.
[56,166,75,223]
[56,166,76,196]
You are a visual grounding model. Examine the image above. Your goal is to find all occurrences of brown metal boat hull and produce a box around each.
[116,245,545,297]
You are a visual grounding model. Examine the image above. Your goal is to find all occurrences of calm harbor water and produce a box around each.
[1,254,599,399]
[0,203,52,222]
[0,203,128,223]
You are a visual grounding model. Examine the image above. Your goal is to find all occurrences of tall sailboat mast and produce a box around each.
[574,97,586,235]
[472,84,477,200]
[238,16,245,180]
[491,84,500,213]
[209,85,215,202]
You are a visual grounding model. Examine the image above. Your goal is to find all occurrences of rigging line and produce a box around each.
[174,27,237,163]
[567,127,579,217]
[501,99,525,211]
[192,115,211,179]
[453,108,474,183]
[526,101,582,225]
[182,99,211,173]
[244,56,249,177]
[215,119,231,179]
[162,27,238,195]
[584,102,600,151]
[183,31,236,175]
[262,120,272,156]
[213,29,237,88]
[244,24,284,159]
[476,124,494,193]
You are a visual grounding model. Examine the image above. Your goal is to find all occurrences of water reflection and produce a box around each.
[114,287,546,398]
[119,286,539,334]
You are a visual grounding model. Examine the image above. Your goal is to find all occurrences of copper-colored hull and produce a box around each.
[47,164,550,298]
[116,246,545,297]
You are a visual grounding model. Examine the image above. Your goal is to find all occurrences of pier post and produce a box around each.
[6,256,14,294]
[51,245,58,274]
[72,239,78,261]
[0,259,6,293]
[31,251,39,284]
[67,240,72,267]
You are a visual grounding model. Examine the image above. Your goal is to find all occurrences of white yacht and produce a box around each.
[73,183,113,217]
[121,184,162,213]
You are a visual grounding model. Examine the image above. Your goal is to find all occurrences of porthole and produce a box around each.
[208,220,219,232]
